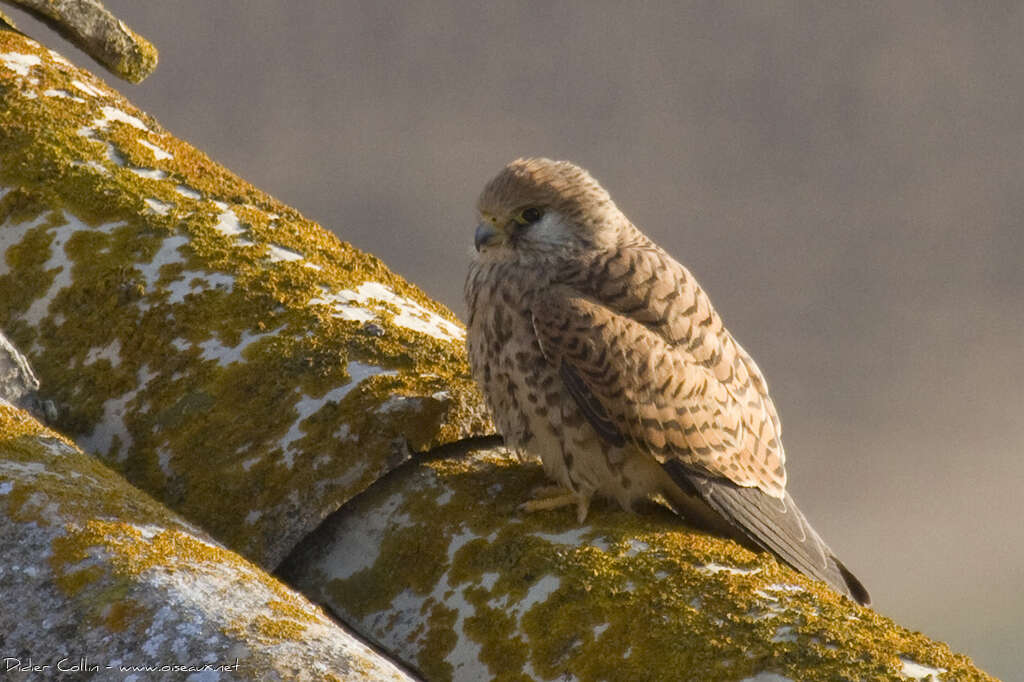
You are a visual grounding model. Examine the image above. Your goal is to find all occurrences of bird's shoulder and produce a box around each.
[547,237,784,448]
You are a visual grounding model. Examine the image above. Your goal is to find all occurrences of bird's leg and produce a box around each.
[519,485,592,523]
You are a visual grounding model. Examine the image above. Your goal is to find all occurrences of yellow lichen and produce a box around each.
[0,25,490,567]
[103,598,148,632]
[310,449,993,682]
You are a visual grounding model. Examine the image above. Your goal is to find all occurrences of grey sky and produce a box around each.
[12,2,1022,677]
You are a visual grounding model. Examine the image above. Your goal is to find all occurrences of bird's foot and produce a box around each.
[518,485,591,523]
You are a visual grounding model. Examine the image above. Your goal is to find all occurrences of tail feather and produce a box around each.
[663,461,870,605]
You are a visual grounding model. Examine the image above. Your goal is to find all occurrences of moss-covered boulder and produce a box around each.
[281,446,993,682]
[0,26,490,567]
[0,400,415,681]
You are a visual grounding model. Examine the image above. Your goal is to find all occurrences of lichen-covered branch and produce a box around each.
[2,0,156,81]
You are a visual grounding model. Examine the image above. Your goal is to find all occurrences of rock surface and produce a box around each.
[0,330,40,412]
[0,26,490,567]
[0,21,997,682]
[282,446,993,682]
[0,400,415,681]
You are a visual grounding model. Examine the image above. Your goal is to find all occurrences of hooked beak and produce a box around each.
[474,221,502,251]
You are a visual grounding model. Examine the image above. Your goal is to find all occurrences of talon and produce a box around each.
[529,484,569,500]
[517,484,593,523]
[576,499,589,523]
[518,493,578,514]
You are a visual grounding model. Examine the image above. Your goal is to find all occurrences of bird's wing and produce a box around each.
[663,461,870,604]
[531,286,786,497]
[573,243,784,461]
[532,287,870,603]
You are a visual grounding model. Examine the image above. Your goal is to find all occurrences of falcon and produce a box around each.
[464,158,869,605]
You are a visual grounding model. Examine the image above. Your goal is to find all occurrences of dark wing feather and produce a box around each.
[532,285,869,605]
[663,460,870,605]
[531,286,785,496]
[559,364,625,447]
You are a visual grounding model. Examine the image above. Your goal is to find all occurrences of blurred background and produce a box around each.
[11,2,1022,677]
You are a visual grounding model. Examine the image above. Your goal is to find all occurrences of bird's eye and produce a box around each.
[517,207,543,225]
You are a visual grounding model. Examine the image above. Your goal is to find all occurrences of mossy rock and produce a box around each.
[0,400,415,681]
[0,27,490,567]
[282,446,994,682]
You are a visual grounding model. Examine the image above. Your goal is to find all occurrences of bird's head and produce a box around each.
[473,158,625,261]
